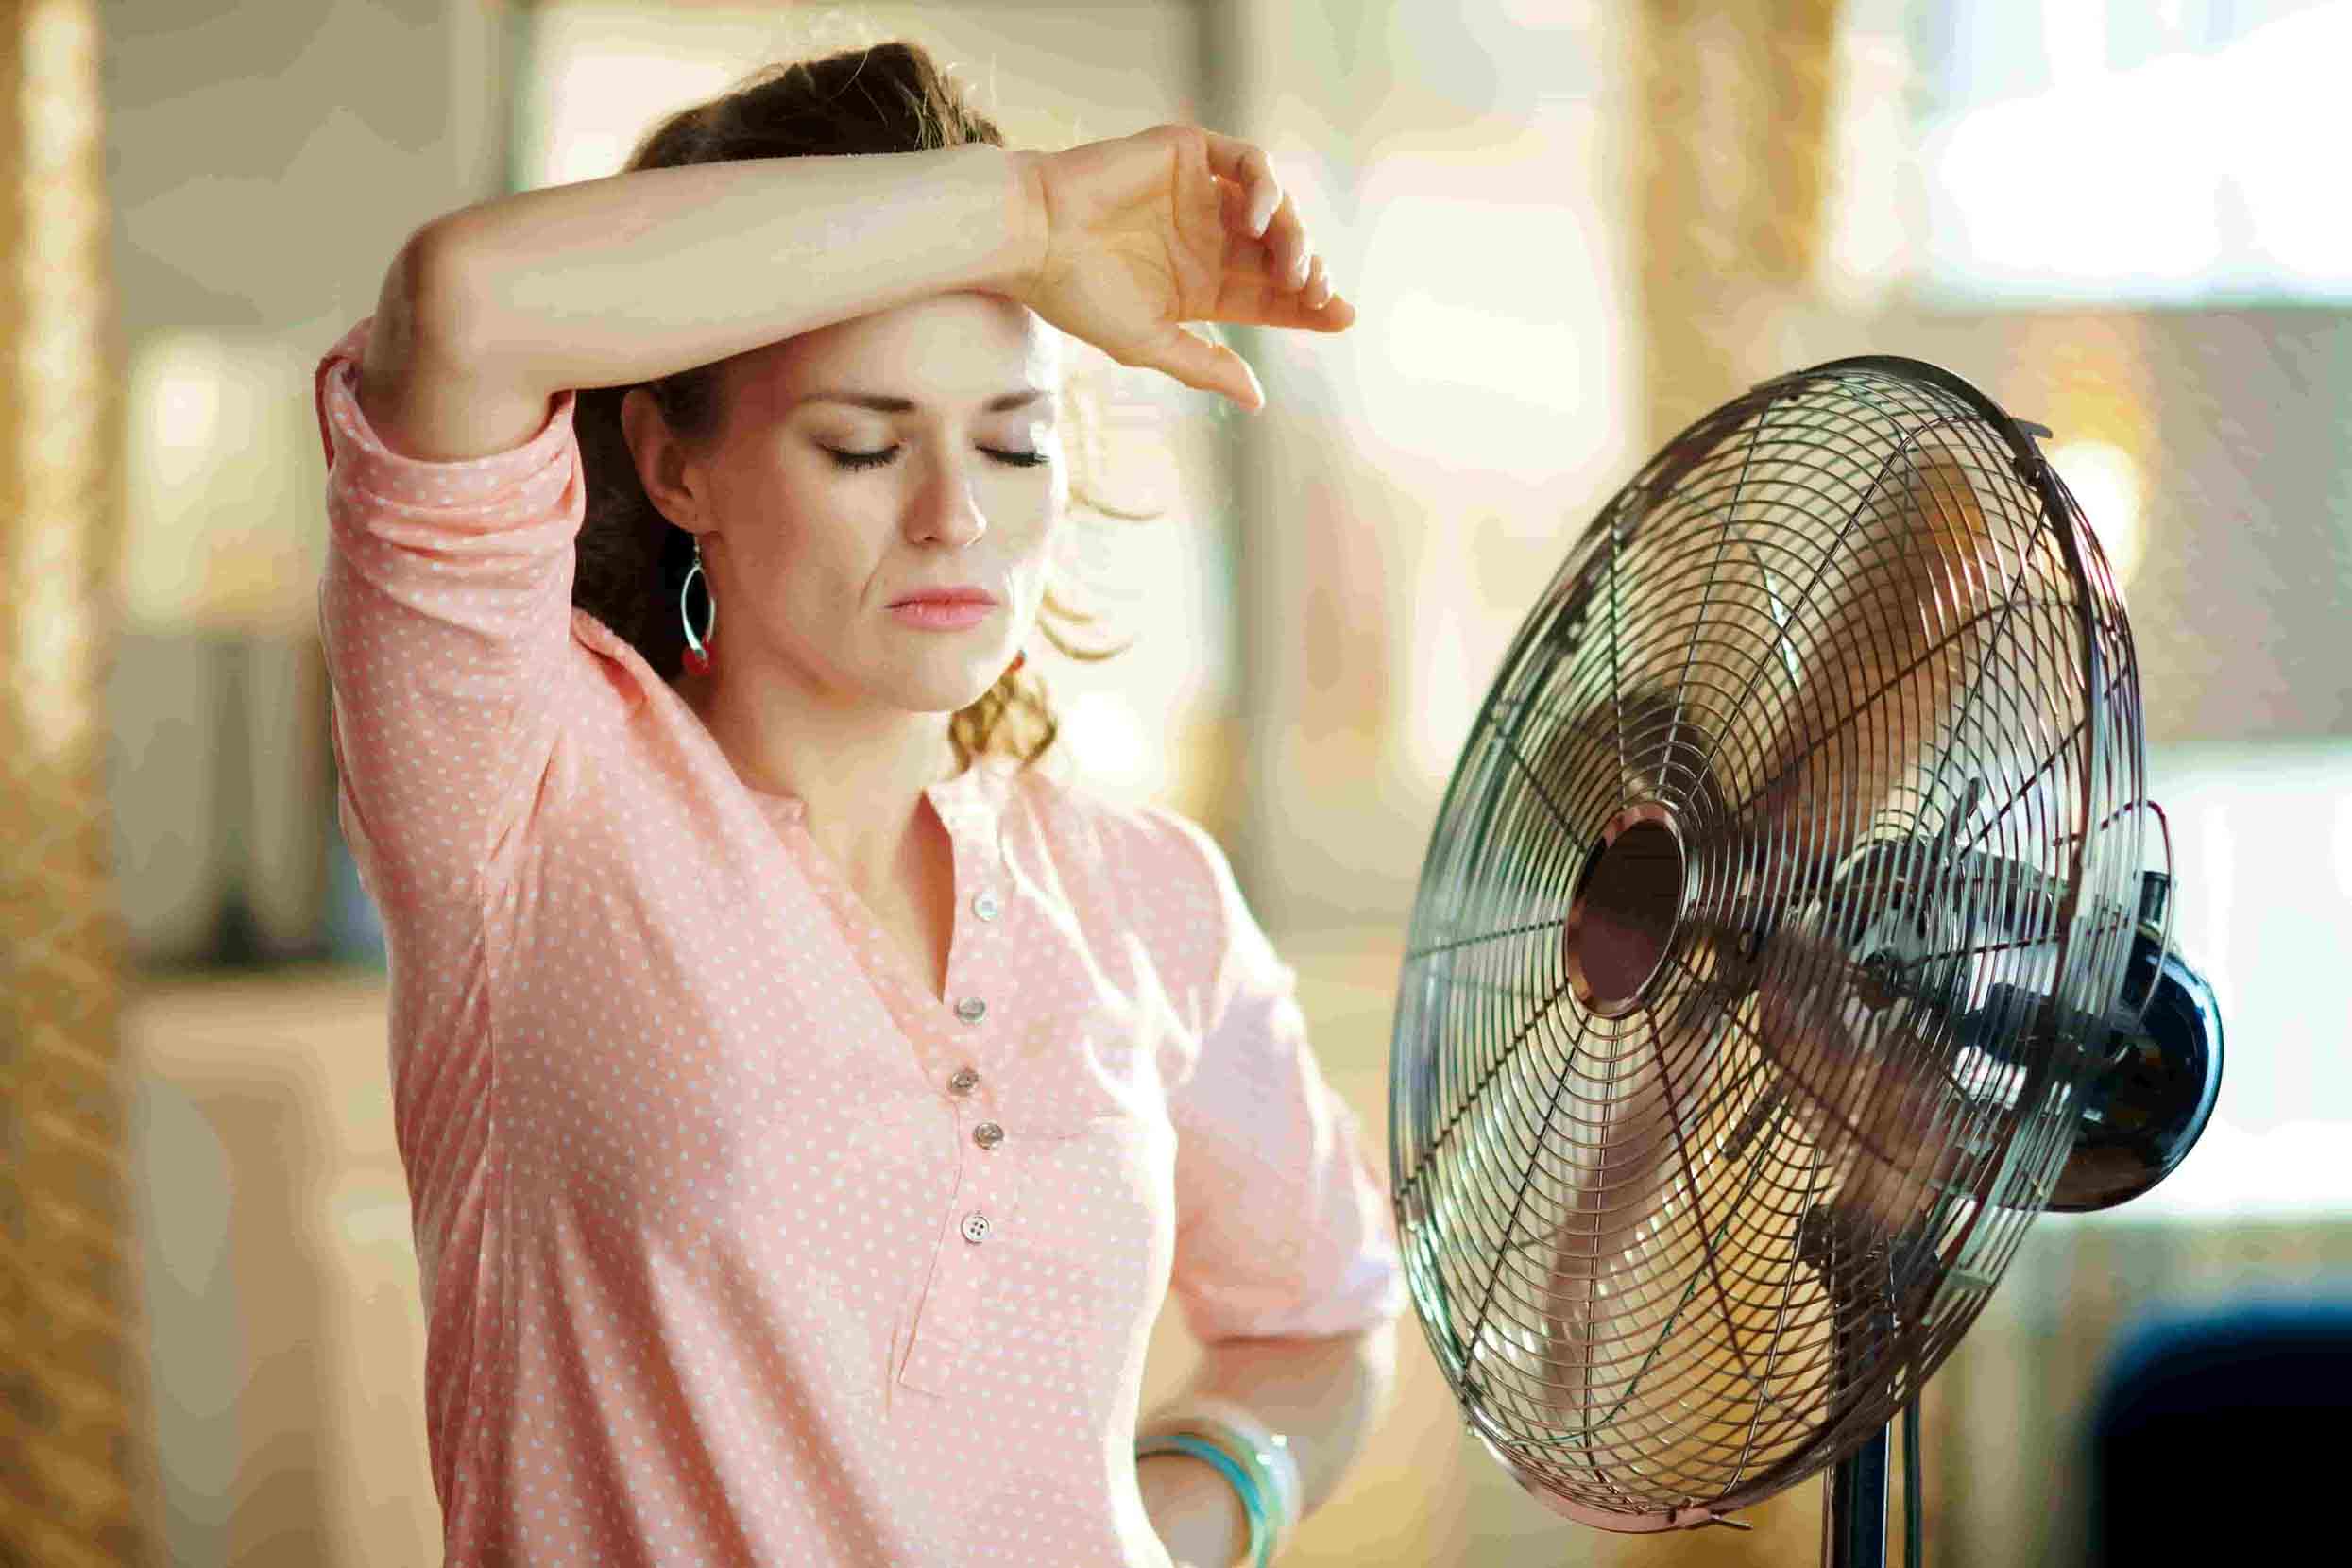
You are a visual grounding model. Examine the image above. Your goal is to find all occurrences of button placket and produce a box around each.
[898,797,1026,1395]
[903,1094,1021,1389]
[904,968,1021,1393]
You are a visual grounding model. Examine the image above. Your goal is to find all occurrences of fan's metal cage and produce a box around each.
[1389,356,2149,1531]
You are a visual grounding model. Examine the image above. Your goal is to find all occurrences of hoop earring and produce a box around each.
[680,534,717,676]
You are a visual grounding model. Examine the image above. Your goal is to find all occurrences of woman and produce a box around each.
[314,39,1398,1568]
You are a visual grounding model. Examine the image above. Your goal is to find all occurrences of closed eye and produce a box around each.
[823,444,1049,471]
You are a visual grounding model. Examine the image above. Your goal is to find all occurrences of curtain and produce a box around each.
[1636,0,1848,451]
[0,1,155,1562]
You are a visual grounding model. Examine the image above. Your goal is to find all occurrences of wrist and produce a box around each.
[999,148,1049,303]
[1136,1451,1250,1568]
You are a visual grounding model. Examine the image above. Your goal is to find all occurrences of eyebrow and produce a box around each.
[792,389,1050,415]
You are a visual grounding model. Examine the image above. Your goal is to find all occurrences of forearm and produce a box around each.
[1140,1322,1400,1566]
[415,143,1044,397]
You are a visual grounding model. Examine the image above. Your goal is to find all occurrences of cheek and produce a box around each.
[739,470,860,583]
[714,527,817,624]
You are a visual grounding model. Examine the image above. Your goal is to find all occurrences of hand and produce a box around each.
[1008,125,1353,412]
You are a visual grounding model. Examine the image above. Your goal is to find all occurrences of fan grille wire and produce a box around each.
[1389,359,2147,1527]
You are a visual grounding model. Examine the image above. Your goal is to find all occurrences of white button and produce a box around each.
[956,997,987,1024]
[961,1212,993,1243]
[973,892,1000,922]
[948,1066,980,1095]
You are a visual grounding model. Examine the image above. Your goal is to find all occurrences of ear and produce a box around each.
[621,385,704,529]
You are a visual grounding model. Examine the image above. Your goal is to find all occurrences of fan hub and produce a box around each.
[1562,803,1685,1018]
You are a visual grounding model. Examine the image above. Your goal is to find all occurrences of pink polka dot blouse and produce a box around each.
[312,315,1406,1567]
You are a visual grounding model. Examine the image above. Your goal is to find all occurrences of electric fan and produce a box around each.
[1388,356,2224,1564]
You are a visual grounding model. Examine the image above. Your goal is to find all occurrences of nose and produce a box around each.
[909,450,988,548]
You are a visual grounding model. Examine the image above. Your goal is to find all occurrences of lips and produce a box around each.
[889,588,998,608]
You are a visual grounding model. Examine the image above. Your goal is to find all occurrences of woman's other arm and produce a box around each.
[1139,1324,1400,1566]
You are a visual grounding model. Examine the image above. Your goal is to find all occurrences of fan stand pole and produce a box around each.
[1800,1202,1897,1568]
[1823,1424,1891,1568]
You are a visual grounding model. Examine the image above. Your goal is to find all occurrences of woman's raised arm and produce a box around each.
[408,126,1344,426]
[412,143,1042,423]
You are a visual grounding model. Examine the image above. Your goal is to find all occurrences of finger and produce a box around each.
[1205,244,1354,332]
[1198,130,1280,236]
[1138,322,1264,413]
[1239,297,1355,337]
[1272,287,1356,333]
[1208,221,1354,329]
[1216,179,1315,300]
[1261,186,1307,289]
[1216,174,1254,237]
[1260,262,1355,333]
[1200,130,1311,284]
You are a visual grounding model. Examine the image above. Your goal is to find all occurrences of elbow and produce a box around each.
[394,215,489,372]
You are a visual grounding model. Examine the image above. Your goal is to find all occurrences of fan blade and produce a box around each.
[1524,940,1840,1488]
[1537,926,1749,1391]
[1736,449,2003,890]
[1535,1021,1684,1411]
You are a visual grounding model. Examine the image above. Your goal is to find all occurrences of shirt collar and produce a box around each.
[750,747,1010,834]
[925,749,1009,836]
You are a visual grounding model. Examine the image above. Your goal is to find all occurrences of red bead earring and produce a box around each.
[1007,649,1026,677]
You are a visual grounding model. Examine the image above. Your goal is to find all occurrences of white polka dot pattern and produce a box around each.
[312,315,1407,1566]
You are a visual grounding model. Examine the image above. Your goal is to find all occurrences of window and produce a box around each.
[1906,0,2352,307]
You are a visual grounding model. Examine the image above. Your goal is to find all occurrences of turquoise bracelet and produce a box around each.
[1136,1431,1273,1568]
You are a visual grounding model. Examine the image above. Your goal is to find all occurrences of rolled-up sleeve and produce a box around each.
[313,313,583,912]
[1141,807,1408,1344]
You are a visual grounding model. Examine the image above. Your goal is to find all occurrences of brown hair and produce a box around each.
[571,39,1156,774]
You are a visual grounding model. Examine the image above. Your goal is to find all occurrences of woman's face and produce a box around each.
[636,290,1065,713]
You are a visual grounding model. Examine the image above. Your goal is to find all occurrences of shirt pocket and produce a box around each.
[989,1113,1179,1331]
[1005,981,1176,1132]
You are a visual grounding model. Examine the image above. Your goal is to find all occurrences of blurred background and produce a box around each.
[5,0,2348,1562]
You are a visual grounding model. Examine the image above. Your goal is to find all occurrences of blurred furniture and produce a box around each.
[124,967,437,1568]
[2087,1292,2352,1564]
[109,330,341,972]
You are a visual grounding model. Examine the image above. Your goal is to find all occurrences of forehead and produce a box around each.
[728,291,1060,419]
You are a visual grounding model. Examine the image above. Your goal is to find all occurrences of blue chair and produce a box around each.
[2088,1289,2352,1563]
